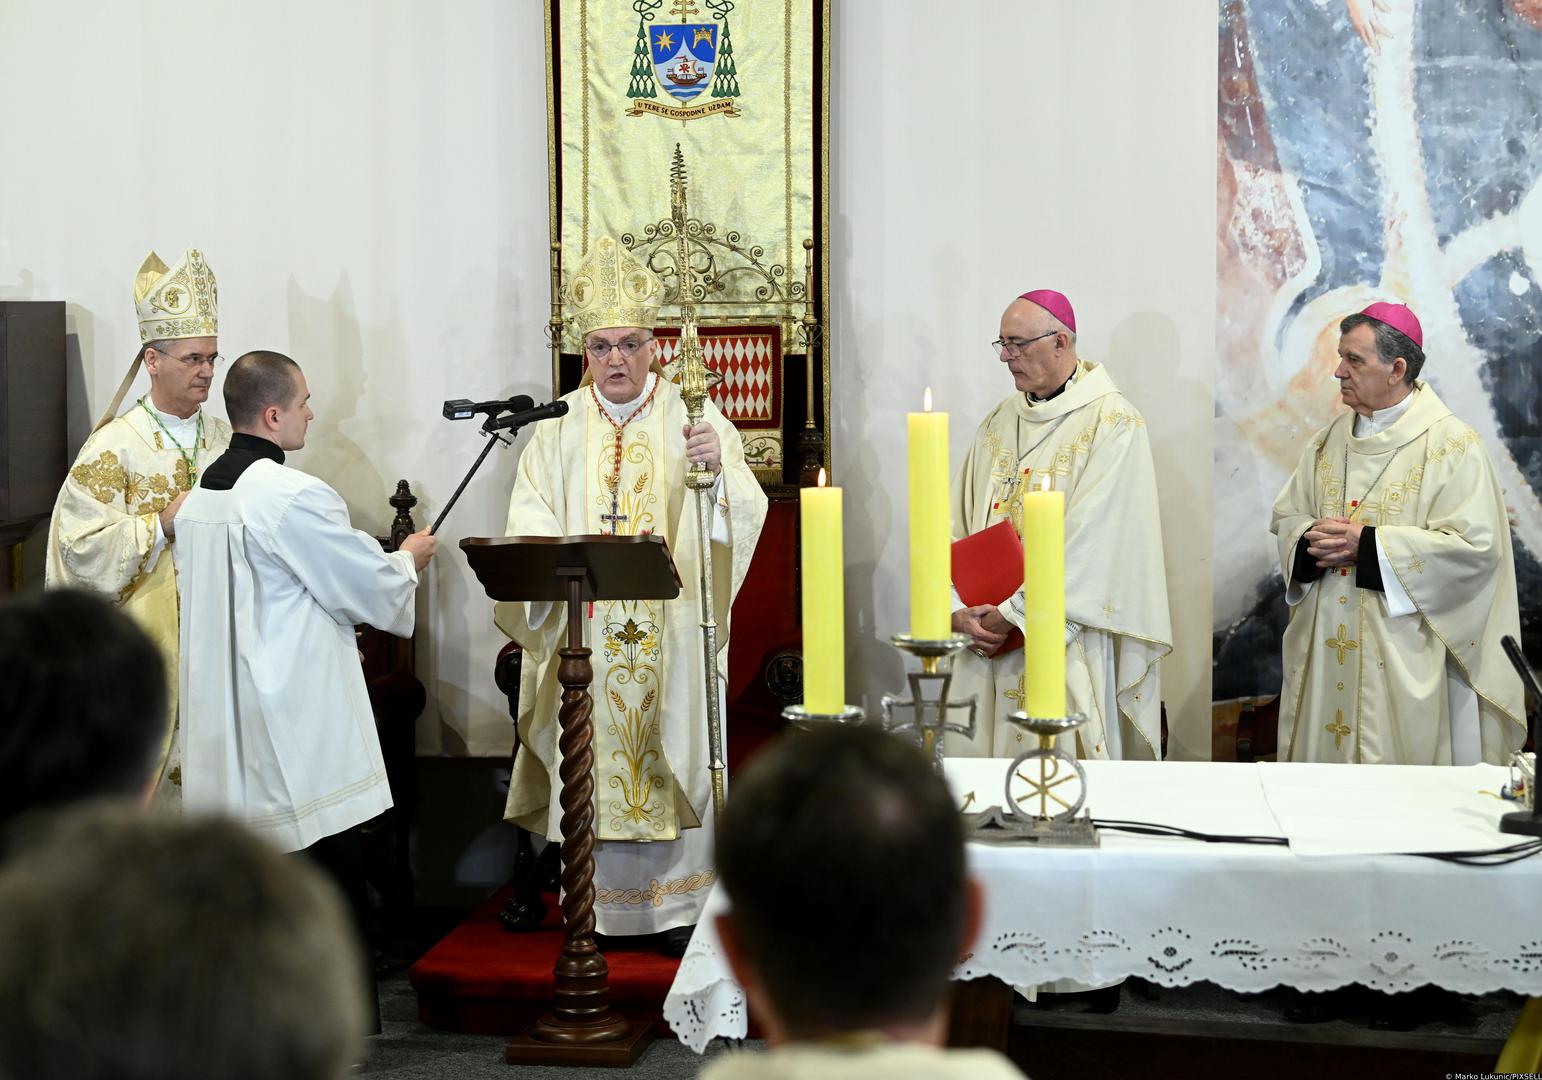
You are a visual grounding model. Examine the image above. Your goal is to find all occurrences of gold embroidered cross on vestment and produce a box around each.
[1326,708,1352,751]
[1325,623,1359,665]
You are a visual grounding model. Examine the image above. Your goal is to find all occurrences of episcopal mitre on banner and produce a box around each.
[135,248,219,343]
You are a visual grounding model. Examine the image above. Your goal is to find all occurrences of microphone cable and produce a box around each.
[1088,818,1542,865]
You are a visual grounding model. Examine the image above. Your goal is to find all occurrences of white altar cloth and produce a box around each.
[663,760,1542,1052]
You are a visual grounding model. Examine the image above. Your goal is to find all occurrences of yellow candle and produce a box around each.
[1021,484,1066,718]
[800,470,844,713]
[908,389,952,640]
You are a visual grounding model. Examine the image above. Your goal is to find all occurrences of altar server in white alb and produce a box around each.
[175,350,437,849]
[45,249,231,801]
[1272,303,1524,764]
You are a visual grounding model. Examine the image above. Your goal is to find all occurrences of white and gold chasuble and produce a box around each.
[45,401,232,799]
[498,375,766,935]
[1272,383,1524,764]
[946,361,1171,761]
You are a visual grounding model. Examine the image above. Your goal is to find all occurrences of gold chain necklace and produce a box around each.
[140,397,204,485]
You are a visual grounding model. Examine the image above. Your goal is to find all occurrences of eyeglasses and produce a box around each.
[153,348,224,370]
[991,331,1057,358]
[585,336,653,360]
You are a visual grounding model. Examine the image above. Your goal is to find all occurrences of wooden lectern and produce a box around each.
[461,533,682,1068]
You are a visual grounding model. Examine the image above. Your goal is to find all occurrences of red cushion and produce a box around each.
[408,885,685,1035]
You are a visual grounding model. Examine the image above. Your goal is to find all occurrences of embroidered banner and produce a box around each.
[549,0,821,305]
[547,0,829,488]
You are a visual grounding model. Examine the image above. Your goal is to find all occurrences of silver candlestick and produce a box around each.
[963,712,1100,846]
[880,634,977,770]
[781,703,866,730]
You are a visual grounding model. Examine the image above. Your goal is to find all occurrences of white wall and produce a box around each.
[1,0,1217,759]
[0,0,551,755]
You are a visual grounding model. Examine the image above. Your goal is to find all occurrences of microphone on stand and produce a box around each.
[429,396,569,537]
[1499,635,1542,836]
[442,396,535,420]
[484,399,569,432]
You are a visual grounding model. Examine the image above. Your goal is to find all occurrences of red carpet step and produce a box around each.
[409,884,685,1036]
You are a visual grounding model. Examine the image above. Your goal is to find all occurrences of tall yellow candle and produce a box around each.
[800,470,845,713]
[908,388,952,640]
[1020,484,1066,718]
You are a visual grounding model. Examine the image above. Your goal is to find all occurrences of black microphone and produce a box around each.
[484,399,569,432]
[442,395,535,420]
[428,397,568,538]
[1498,635,1542,835]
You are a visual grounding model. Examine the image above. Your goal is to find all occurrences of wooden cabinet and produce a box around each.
[0,301,67,547]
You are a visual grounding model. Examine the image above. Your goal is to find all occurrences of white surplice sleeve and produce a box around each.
[264,482,419,637]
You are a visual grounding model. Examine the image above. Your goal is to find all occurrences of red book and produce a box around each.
[951,520,1024,657]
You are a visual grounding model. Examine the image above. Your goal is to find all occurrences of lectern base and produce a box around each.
[504,1020,653,1067]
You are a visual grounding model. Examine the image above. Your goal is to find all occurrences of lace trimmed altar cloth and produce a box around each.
[664,759,1542,1052]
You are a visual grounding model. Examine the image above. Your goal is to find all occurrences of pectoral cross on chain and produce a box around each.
[600,437,629,533]
[600,497,628,533]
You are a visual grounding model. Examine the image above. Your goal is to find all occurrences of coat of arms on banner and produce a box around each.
[626,1,742,121]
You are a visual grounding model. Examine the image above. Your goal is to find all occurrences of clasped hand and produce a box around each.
[953,604,1012,656]
[1304,516,1363,569]
[683,422,722,475]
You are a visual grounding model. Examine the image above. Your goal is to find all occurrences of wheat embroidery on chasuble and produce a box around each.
[585,391,677,840]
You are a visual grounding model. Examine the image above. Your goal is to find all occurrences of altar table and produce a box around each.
[663,760,1542,1052]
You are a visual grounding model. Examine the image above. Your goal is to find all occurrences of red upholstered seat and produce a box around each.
[408,885,685,1035]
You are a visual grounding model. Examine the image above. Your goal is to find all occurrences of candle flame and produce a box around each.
[817,467,827,488]
[923,386,933,412]
[1037,473,1052,492]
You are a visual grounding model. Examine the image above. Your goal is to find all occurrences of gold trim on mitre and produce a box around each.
[566,235,661,340]
[135,248,218,343]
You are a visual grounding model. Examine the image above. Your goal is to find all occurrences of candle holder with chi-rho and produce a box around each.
[961,712,1100,847]
[879,634,977,770]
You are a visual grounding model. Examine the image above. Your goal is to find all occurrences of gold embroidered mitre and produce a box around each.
[566,235,662,340]
[135,248,219,343]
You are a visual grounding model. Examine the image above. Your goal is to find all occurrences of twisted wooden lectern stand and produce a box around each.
[462,533,682,1067]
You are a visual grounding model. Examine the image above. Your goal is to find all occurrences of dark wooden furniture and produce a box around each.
[0,301,67,590]
[1234,697,1281,762]
[462,533,681,1067]
[359,481,429,938]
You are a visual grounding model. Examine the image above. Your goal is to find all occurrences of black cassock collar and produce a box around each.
[200,433,286,490]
